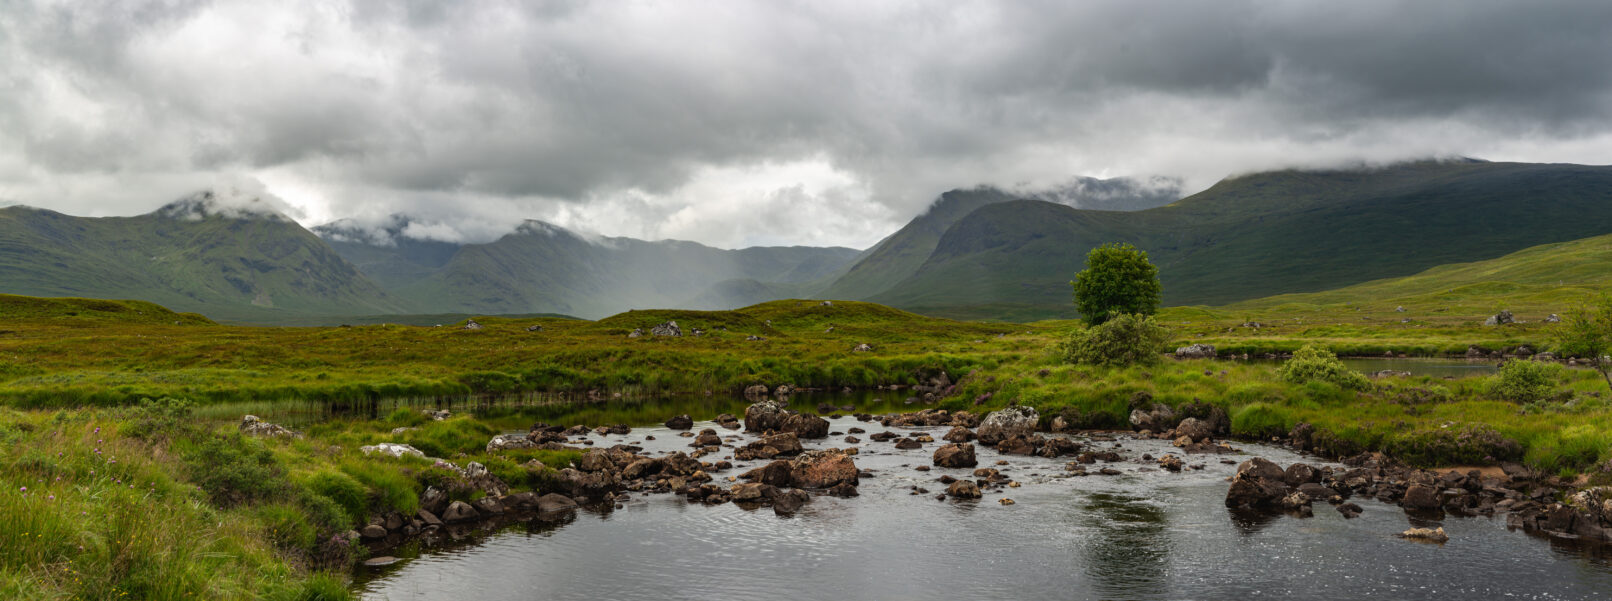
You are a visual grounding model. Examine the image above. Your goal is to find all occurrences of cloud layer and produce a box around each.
[4,0,1612,248]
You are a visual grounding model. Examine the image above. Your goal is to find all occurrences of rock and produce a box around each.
[743,384,769,398]
[1546,313,1562,323]
[1337,502,1363,518]
[364,556,399,567]
[471,497,505,515]
[1398,527,1449,542]
[416,509,443,527]
[651,321,683,336]
[360,524,388,539]
[1128,404,1178,433]
[442,501,479,523]
[773,488,811,515]
[463,319,483,330]
[1402,484,1441,509]
[486,434,537,453]
[827,482,859,497]
[535,492,579,513]
[781,413,830,439]
[1175,344,1217,359]
[557,468,618,499]
[1173,417,1212,442]
[1395,306,1406,312]
[693,429,723,447]
[933,443,979,468]
[627,328,644,338]
[420,486,449,515]
[714,413,741,429]
[942,426,976,443]
[743,460,796,487]
[1158,455,1184,472]
[1484,310,1515,326]
[977,406,1039,445]
[852,343,873,352]
[1225,457,1290,509]
[946,480,982,499]
[744,400,790,432]
[1280,491,1312,509]
[360,443,426,460]
[1283,464,1321,486]
[791,450,860,489]
[238,415,301,438]
[894,438,923,450]
[664,415,694,430]
[526,324,544,332]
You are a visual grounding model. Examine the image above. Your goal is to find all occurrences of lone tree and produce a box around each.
[1554,296,1612,393]
[1071,242,1161,326]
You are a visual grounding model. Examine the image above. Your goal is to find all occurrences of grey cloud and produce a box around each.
[3,0,1612,249]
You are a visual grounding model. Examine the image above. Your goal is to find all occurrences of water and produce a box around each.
[352,418,1612,600]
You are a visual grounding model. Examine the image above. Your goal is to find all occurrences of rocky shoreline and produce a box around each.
[319,396,1612,565]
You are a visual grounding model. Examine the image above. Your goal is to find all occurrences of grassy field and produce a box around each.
[4,290,1612,597]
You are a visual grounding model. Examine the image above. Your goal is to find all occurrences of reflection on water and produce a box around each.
[354,421,1612,601]
[1082,493,1169,600]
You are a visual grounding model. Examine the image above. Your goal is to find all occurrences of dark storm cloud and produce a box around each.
[2,0,1611,247]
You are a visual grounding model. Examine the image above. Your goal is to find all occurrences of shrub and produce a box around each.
[1278,345,1369,390]
[1488,360,1561,404]
[1057,313,1168,367]
[304,470,368,528]
[184,433,289,507]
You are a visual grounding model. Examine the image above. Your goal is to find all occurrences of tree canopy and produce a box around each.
[1071,243,1161,326]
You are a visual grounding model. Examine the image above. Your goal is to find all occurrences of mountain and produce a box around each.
[320,219,862,318]
[867,160,1612,320]
[1223,229,1612,318]
[822,176,1180,300]
[0,191,407,321]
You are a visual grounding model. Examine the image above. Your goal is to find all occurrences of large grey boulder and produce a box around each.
[651,321,683,336]
[1485,310,1515,326]
[1175,344,1217,359]
[239,415,301,438]
[976,406,1039,445]
[486,434,536,452]
[360,443,426,460]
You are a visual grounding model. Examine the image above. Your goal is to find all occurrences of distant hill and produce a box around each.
[0,294,214,326]
[320,219,862,319]
[822,176,1179,301]
[0,192,407,321]
[867,160,1612,320]
[1221,229,1612,319]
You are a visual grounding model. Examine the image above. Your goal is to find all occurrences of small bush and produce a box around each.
[304,470,368,528]
[1057,313,1168,367]
[1278,345,1369,390]
[184,433,289,507]
[1489,360,1561,404]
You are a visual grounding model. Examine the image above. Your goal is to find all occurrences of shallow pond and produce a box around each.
[352,416,1612,600]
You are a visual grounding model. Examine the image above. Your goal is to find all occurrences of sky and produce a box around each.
[4,0,1612,249]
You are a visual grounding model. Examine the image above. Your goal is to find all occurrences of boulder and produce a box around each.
[360,524,388,539]
[1158,455,1184,472]
[660,452,702,476]
[932,443,978,468]
[894,438,924,450]
[486,434,537,453]
[781,413,830,439]
[743,384,770,398]
[714,413,742,429]
[557,468,618,499]
[442,501,479,523]
[1484,310,1515,326]
[748,432,803,456]
[1224,457,1290,509]
[772,488,811,514]
[664,415,694,430]
[946,480,982,499]
[1175,344,1217,359]
[1398,527,1448,542]
[536,493,578,513]
[651,321,683,336]
[239,415,301,438]
[1402,484,1441,509]
[416,509,443,527]
[1173,417,1212,443]
[790,450,860,489]
[1283,463,1321,487]
[1546,314,1562,323]
[1128,404,1178,433]
[744,400,790,432]
[977,406,1039,445]
[360,443,426,460]
[471,497,505,515]
[852,343,873,353]
[419,486,449,515]
[742,460,796,487]
[942,426,976,443]
[693,429,723,447]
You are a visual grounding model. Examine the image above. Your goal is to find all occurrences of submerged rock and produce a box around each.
[664,415,694,430]
[1398,527,1449,543]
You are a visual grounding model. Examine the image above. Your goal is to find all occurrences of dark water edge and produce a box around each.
[351,421,1612,601]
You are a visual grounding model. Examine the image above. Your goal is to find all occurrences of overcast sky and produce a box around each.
[4,0,1612,249]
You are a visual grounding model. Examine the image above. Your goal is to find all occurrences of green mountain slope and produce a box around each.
[0,193,408,321]
[1223,230,1612,317]
[873,160,1612,320]
[352,221,862,318]
[823,177,1179,301]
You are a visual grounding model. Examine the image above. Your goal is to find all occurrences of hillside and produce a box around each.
[0,294,214,326]
[822,177,1179,300]
[1221,230,1612,319]
[328,219,861,318]
[872,160,1612,320]
[0,193,408,321]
